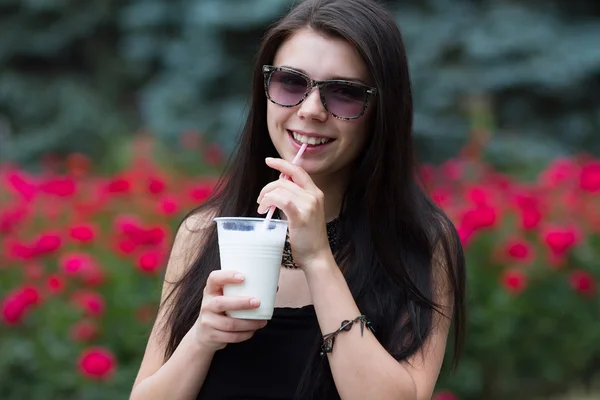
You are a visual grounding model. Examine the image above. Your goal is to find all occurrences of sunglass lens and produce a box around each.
[322,83,367,119]
[267,70,308,106]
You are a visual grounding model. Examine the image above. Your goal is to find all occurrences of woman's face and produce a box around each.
[266,27,375,184]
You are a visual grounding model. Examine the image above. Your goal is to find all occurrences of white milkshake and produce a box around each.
[214,217,288,320]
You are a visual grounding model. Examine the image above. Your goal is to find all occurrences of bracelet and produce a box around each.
[320,315,375,357]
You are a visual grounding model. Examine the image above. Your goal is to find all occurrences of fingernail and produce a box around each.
[250,298,260,307]
[234,273,244,281]
[266,157,273,162]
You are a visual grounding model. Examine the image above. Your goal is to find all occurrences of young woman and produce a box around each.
[130,0,466,399]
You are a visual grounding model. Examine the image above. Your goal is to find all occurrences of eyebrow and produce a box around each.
[280,65,369,85]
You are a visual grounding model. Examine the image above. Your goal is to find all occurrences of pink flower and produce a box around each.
[1,295,29,325]
[504,238,534,263]
[569,270,596,298]
[158,196,179,216]
[105,176,131,194]
[39,176,77,197]
[34,232,62,255]
[579,160,600,193]
[147,177,166,195]
[543,226,579,258]
[502,269,527,295]
[77,347,117,380]
[70,224,97,243]
[137,250,164,274]
[71,290,105,317]
[47,275,65,294]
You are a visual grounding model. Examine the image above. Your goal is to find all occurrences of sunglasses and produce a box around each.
[262,65,377,120]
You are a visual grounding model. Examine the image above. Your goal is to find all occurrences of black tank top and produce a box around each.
[197,305,322,399]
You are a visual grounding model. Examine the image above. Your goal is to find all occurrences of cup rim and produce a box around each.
[213,217,289,225]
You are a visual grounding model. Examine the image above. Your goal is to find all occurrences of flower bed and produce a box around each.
[1,146,599,399]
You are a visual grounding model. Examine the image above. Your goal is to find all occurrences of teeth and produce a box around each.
[291,131,331,145]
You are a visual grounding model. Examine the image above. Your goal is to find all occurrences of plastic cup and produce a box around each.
[214,217,288,320]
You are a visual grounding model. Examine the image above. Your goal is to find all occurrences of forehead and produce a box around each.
[273,27,370,83]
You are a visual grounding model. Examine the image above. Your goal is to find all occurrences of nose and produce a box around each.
[297,87,328,122]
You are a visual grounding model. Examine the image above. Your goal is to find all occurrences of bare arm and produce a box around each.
[130,212,267,400]
[305,249,453,400]
[130,214,216,400]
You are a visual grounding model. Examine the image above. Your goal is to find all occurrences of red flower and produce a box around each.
[70,224,96,244]
[419,164,435,186]
[71,290,105,317]
[137,250,164,274]
[460,205,497,233]
[60,252,95,276]
[1,295,29,325]
[539,157,578,189]
[1,286,41,325]
[502,269,527,295]
[0,206,27,235]
[504,238,534,262]
[47,275,65,294]
[39,176,77,197]
[440,159,463,181]
[70,320,99,342]
[543,226,578,258]
[158,196,179,216]
[579,160,600,193]
[106,177,131,194]
[569,270,596,298]
[5,240,36,261]
[466,185,493,206]
[4,170,37,201]
[34,232,62,256]
[18,286,41,307]
[513,191,543,230]
[189,183,214,203]
[114,214,144,236]
[147,177,166,195]
[431,188,451,208]
[77,347,117,380]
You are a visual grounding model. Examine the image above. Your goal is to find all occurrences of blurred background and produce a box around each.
[1,0,599,399]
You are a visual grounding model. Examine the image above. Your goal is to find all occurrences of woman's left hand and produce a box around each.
[257,157,331,268]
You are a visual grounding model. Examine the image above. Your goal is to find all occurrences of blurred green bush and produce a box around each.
[1,0,599,168]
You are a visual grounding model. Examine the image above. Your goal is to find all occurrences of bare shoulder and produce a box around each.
[131,206,217,389]
[165,207,218,283]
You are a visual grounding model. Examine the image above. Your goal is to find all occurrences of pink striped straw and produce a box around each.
[262,143,308,227]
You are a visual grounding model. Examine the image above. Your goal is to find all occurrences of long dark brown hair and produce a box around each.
[161,0,466,398]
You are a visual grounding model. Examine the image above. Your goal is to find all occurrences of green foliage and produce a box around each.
[0,0,599,168]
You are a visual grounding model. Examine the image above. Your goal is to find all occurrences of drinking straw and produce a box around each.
[262,143,308,227]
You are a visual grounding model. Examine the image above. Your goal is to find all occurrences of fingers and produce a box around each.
[203,329,259,344]
[257,187,302,217]
[201,312,268,332]
[204,270,245,295]
[265,157,317,190]
[257,179,305,204]
[202,295,261,314]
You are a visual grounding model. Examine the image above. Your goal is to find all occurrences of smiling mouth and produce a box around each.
[287,130,334,146]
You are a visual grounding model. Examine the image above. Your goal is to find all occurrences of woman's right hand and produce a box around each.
[194,270,268,352]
